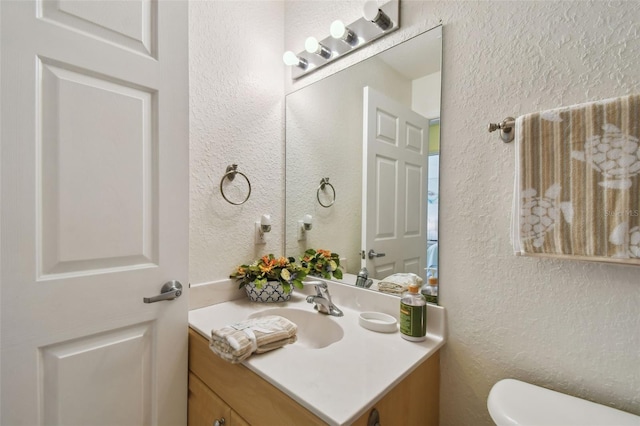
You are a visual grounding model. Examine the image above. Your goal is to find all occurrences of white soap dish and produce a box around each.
[359,312,398,333]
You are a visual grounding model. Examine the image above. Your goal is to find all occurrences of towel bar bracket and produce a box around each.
[488,117,515,143]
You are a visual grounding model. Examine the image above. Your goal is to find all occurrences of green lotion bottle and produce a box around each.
[400,283,427,342]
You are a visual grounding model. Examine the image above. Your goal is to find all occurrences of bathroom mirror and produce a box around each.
[285,25,441,298]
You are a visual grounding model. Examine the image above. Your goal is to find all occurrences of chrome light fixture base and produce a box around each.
[288,0,400,80]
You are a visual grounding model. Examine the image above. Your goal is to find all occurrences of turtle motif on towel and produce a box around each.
[520,184,573,249]
[571,124,640,190]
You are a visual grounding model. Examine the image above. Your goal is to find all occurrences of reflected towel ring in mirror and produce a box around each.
[317,177,336,208]
[220,164,252,205]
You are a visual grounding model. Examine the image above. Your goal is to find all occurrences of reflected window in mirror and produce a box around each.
[427,118,439,281]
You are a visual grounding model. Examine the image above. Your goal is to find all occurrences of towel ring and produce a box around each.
[220,164,251,205]
[316,177,336,208]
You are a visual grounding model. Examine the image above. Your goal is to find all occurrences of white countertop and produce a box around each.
[189,280,445,426]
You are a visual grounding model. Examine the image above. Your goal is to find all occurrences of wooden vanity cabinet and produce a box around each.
[188,328,439,425]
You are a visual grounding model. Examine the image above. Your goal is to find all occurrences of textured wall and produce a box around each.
[437,2,640,423]
[190,1,640,424]
[189,1,285,285]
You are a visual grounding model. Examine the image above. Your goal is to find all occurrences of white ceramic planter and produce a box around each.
[244,280,292,302]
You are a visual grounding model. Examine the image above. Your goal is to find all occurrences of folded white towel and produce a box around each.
[210,315,297,364]
[377,273,423,295]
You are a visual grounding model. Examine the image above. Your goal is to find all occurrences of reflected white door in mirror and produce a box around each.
[362,86,430,279]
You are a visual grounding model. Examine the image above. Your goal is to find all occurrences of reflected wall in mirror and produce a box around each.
[285,26,441,301]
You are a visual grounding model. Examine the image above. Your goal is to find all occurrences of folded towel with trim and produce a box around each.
[512,93,640,264]
[377,273,423,295]
[210,315,297,364]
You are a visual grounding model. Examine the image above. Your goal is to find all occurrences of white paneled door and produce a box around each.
[362,86,429,280]
[1,1,189,425]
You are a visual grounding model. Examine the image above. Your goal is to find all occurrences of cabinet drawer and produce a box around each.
[188,372,230,426]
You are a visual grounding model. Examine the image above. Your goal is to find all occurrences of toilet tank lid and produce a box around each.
[487,379,640,426]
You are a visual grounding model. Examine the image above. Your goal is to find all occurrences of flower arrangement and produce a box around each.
[300,248,343,280]
[230,254,308,294]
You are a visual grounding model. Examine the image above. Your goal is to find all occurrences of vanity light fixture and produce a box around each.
[255,214,271,245]
[283,0,400,80]
[330,20,358,46]
[282,51,308,69]
[298,214,313,241]
[305,37,332,59]
[363,0,392,30]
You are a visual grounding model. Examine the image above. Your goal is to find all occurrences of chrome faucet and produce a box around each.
[355,267,373,288]
[306,280,343,317]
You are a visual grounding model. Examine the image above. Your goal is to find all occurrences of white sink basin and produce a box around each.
[249,307,344,349]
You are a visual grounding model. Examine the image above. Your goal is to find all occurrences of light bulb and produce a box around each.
[330,20,358,46]
[283,51,299,66]
[363,1,379,21]
[305,36,332,59]
[282,51,308,69]
[330,20,346,39]
[304,37,319,53]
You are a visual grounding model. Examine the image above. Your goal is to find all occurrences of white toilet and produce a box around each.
[488,378,640,425]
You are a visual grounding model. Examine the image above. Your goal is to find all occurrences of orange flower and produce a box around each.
[277,257,288,267]
[317,249,331,258]
[259,255,276,273]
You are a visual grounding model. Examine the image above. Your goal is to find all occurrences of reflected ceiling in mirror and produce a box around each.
[285,25,442,291]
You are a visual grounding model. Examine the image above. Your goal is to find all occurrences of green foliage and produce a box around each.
[300,248,343,280]
[230,254,308,290]
[230,249,344,295]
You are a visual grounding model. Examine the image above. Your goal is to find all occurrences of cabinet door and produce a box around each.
[231,410,251,426]
[353,351,440,426]
[189,372,231,426]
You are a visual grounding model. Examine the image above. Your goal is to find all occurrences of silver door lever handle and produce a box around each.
[368,249,386,259]
[144,280,183,303]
